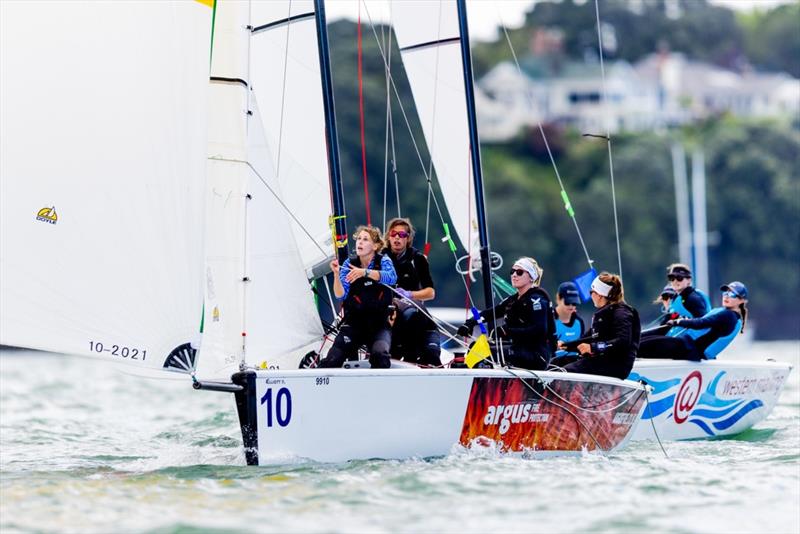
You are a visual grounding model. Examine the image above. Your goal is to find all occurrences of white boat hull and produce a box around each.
[231,369,648,465]
[629,359,792,441]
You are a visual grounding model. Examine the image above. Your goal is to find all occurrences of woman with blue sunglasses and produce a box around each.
[638,281,749,361]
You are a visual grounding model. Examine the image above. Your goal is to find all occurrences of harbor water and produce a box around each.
[1,341,798,533]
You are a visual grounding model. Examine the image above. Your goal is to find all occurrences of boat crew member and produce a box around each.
[638,281,748,361]
[563,272,641,380]
[383,218,441,367]
[656,284,678,321]
[457,257,556,370]
[549,282,585,367]
[642,285,680,337]
[665,263,710,323]
[319,226,397,369]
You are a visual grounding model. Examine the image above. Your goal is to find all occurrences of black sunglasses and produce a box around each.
[509,268,527,277]
[667,275,686,282]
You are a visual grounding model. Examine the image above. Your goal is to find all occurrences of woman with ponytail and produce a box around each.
[563,272,641,379]
[639,281,748,361]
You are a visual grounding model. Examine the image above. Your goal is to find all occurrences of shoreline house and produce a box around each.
[477,49,800,142]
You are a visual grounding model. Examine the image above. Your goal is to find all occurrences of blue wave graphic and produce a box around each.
[636,368,768,437]
[688,418,715,436]
[691,399,745,419]
[630,372,681,395]
[712,400,764,431]
[642,394,676,420]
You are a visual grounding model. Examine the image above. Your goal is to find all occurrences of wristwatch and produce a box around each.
[364,268,371,278]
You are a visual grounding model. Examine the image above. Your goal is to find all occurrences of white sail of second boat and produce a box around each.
[391,0,480,257]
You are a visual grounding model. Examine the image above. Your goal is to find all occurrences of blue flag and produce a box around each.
[572,268,598,303]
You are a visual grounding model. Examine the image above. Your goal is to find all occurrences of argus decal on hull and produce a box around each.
[36,206,57,224]
[630,370,778,436]
[460,377,645,452]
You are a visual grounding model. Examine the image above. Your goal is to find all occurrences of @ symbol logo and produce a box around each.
[674,370,703,424]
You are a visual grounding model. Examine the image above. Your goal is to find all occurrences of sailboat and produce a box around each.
[0,0,649,465]
[386,0,792,441]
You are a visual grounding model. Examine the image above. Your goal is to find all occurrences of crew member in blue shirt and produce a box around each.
[638,281,749,361]
[549,282,585,367]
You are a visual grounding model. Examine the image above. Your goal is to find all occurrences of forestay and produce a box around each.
[195,1,324,381]
[0,1,211,370]
[249,1,335,279]
[391,0,479,255]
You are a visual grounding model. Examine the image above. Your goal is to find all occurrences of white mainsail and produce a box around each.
[194,1,325,380]
[391,0,480,256]
[0,1,212,370]
[249,1,336,278]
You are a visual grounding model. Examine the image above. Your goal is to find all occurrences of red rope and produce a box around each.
[357,6,371,225]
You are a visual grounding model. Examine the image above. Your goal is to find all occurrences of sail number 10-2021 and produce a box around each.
[89,340,146,360]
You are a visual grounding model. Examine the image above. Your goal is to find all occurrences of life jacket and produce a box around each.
[554,312,583,356]
[688,308,742,360]
[669,287,711,338]
[343,253,393,329]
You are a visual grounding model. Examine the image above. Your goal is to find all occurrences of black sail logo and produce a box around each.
[36,206,57,225]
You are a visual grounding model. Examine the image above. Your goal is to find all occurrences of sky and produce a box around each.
[324,0,793,41]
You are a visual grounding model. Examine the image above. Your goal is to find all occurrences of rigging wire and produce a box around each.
[593,0,623,278]
[496,10,594,270]
[272,0,294,183]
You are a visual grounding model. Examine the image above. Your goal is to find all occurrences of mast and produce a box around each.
[691,148,709,295]
[313,0,349,263]
[456,0,493,310]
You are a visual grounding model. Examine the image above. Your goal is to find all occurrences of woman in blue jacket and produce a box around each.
[638,281,748,361]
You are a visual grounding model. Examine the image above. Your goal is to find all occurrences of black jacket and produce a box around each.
[679,286,710,318]
[569,302,640,379]
[468,286,556,359]
[387,247,434,292]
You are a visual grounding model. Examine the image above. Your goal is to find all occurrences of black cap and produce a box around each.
[667,265,692,278]
[557,282,581,305]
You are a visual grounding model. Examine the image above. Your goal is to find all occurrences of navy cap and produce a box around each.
[720,281,748,299]
[667,265,692,278]
[660,284,677,299]
[557,282,581,305]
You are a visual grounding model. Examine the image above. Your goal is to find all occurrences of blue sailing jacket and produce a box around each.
[677,307,742,360]
[668,286,711,337]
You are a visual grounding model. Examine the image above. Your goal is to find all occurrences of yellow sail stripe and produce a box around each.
[195,0,214,7]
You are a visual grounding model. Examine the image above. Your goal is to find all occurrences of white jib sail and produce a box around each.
[248,1,336,279]
[391,0,480,256]
[0,1,211,371]
[195,1,324,381]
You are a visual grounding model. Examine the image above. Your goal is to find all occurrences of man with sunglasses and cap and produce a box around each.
[457,257,556,370]
[639,281,749,361]
[383,218,441,366]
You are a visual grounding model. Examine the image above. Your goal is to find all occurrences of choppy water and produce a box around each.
[1,341,798,534]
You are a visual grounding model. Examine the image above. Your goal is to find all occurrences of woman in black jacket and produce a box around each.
[563,272,640,380]
[458,257,556,370]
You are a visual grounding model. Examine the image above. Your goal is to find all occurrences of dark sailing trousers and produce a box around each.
[495,342,549,371]
[319,324,392,369]
[392,329,441,366]
[638,335,700,361]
